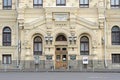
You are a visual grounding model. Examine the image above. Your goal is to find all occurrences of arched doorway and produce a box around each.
[55,35,68,69]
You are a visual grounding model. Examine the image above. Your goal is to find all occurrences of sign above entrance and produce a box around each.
[53,13,69,21]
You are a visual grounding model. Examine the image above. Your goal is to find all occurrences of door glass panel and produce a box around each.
[62,48,66,50]
[62,55,66,61]
[56,55,60,61]
[56,48,60,50]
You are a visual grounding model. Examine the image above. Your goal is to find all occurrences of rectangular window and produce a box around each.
[112,54,120,63]
[3,0,12,9]
[2,54,11,64]
[33,0,43,8]
[79,0,89,8]
[111,0,120,8]
[56,0,66,6]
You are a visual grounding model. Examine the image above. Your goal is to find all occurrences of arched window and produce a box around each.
[80,36,89,55]
[33,36,42,55]
[3,27,11,46]
[56,35,67,41]
[112,26,120,45]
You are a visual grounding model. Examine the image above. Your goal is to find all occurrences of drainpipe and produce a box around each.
[104,0,107,68]
[16,0,19,68]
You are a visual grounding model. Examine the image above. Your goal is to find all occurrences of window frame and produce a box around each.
[111,26,120,45]
[3,0,12,9]
[2,54,12,64]
[112,54,120,63]
[79,0,89,8]
[111,0,120,8]
[80,36,89,55]
[56,0,66,6]
[33,36,42,55]
[33,0,43,8]
[3,27,11,46]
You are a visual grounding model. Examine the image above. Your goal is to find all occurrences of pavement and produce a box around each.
[0,72,120,80]
[0,68,120,73]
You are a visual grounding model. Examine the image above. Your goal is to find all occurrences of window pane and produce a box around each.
[85,0,88,4]
[38,43,42,51]
[34,0,38,4]
[38,0,42,4]
[80,0,84,4]
[8,0,12,5]
[4,0,8,6]
[111,0,114,5]
[116,0,119,5]
[56,55,60,61]
[80,43,84,51]
[8,56,11,64]
[34,43,37,51]
[57,0,61,4]
[85,43,89,51]
[3,56,7,64]
[61,0,65,4]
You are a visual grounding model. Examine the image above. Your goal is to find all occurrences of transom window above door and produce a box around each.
[56,0,66,6]
[56,35,67,41]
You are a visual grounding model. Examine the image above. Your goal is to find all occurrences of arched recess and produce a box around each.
[51,28,71,42]
[56,34,67,41]
[79,33,92,56]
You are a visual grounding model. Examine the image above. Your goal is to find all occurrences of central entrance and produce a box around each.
[55,34,68,69]
[55,45,68,69]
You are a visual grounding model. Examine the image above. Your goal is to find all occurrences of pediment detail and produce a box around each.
[24,16,45,29]
[76,17,99,29]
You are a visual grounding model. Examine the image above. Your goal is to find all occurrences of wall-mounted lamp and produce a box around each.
[18,22,24,29]
[69,36,77,44]
[45,36,53,44]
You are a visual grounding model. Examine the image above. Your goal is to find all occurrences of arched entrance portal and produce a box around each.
[55,35,68,69]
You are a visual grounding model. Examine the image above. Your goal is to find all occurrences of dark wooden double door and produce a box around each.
[55,46,68,69]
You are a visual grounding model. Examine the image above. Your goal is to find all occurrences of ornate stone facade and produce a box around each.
[0,0,120,71]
